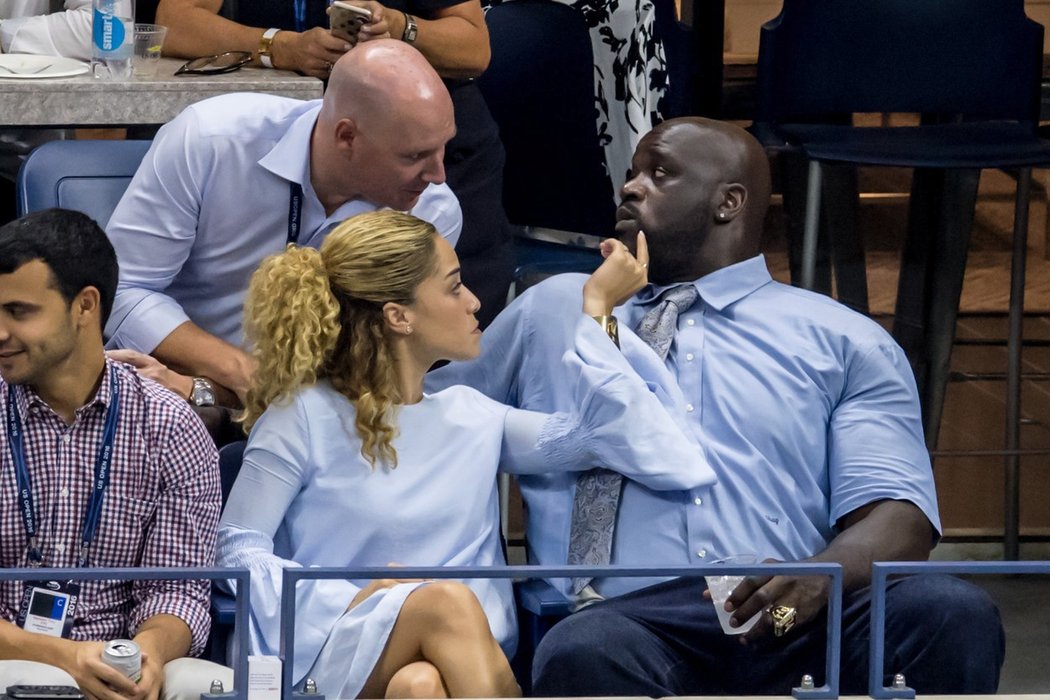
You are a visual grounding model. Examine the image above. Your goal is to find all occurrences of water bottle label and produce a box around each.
[92,8,127,52]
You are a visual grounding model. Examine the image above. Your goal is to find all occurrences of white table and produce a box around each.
[0,57,323,127]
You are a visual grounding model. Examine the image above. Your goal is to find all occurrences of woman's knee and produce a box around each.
[385,661,448,698]
[403,581,488,633]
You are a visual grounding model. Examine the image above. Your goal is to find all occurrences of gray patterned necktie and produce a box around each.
[566,284,699,594]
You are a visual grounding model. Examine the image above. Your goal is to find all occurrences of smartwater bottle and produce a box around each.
[91,0,133,80]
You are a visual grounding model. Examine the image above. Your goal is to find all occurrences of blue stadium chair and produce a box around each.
[15,140,152,223]
[753,0,1050,451]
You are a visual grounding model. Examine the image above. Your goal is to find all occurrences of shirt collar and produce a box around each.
[258,101,322,187]
[6,356,115,422]
[633,255,773,313]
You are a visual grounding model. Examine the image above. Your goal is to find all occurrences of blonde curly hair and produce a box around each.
[241,210,438,468]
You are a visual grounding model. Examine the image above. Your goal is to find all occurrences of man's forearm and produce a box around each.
[0,620,75,663]
[134,614,192,666]
[153,321,256,402]
[809,499,935,592]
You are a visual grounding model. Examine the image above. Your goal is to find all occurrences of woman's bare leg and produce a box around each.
[384,661,449,698]
[357,581,520,698]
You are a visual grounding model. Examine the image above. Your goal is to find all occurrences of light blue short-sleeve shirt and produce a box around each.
[428,256,939,599]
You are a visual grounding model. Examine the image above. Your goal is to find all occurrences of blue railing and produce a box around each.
[868,560,1050,699]
[0,566,250,700]
[280,563,844,700]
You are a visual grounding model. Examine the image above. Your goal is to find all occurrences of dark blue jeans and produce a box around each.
[532,574,1003,696]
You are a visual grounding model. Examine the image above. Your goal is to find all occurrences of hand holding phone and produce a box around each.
[330,1,373,42]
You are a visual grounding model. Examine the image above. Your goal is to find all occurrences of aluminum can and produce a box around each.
[102,639,142,682]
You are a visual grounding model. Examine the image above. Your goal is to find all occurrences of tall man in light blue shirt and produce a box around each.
[105,40,461,406]
[426,117,1004,695]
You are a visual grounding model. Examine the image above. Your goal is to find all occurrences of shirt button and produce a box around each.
[694,497,703,506]
[60,488,70,497]
[30,407,39,415]
[685,353,695,361]
[61,435,71,444]
[686,404,695,412]
[54,544,66,554]
[697,549,707,558]
[686,319,695,326]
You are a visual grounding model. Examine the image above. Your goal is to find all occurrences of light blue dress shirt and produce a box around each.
[218,316,713,691]
[427,256,940,600]
[104,93,463,352]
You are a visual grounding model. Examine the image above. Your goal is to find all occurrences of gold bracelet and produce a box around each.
[591,315,620,348]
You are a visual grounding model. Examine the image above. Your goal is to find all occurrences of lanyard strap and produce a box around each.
[288,181,304,245]
[294,0,307,32]
[6,367,121,568]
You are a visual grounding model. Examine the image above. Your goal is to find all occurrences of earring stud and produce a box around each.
[406,325,412,334]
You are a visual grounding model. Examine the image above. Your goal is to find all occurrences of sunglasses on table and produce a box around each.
[175,51,253,75]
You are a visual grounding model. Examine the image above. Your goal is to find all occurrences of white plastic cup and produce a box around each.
[133,23,167,77]
[705,554,763,635]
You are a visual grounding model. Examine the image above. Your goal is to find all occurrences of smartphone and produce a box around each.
[7,687,85,700]
[330,1,372,42]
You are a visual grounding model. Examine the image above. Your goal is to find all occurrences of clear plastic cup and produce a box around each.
[705,554,763,635]
[133,24,167,78]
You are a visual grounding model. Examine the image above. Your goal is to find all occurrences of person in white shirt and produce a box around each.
[0,0,92,60]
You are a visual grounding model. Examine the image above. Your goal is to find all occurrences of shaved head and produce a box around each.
[617,117,772,282]
[322,40,452,129]
[311,40,456,214]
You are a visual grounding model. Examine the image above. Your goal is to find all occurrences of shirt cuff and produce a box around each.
[129,585,213,657]
[106,290,192,353]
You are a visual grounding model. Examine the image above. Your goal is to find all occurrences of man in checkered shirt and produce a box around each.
[0,209,230,700]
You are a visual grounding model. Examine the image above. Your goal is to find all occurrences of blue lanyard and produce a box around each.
[288,181,304,244]
[294,0,307,31]
[6,367,121,568]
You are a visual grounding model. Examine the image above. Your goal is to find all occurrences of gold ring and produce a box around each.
[770,604,797,637]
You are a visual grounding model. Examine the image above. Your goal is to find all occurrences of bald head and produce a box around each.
[322,40,452,128]
[652,117,771,232]
[617,117,772,282]
[310,40,456,215]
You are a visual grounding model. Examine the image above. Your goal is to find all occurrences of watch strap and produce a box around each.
[259,27,281,68]
[401,12,418,43]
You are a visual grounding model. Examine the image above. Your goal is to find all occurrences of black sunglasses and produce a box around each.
[175,51,253,76]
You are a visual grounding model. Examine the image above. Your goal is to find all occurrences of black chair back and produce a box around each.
[756,0,1044,126]
[477,0,615,237]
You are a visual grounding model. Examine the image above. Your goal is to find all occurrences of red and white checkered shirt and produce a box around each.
[0,358,220,655]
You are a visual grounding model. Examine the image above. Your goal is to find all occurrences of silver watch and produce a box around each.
[401,12,418,43]
[189,377,216,407]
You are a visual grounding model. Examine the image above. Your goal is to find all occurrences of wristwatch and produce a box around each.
[258,27,281,68]
[189,377,216,408]
[401,12,418,43]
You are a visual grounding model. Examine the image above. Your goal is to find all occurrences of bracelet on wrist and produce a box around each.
[591,315,620,348]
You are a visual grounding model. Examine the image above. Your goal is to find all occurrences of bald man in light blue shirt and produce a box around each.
[426,117,1003,696]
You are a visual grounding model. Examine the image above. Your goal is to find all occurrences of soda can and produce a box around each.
[102,639,142,682]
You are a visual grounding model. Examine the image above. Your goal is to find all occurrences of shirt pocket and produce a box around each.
[92,494,156,567]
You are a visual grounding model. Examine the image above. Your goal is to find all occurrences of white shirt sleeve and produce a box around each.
[104,107,206,352]
[410,182,462,248]
[1,0,93,60]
